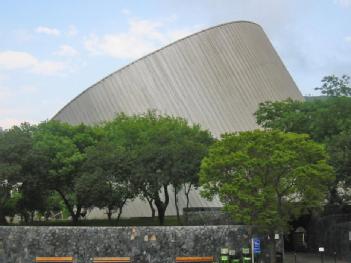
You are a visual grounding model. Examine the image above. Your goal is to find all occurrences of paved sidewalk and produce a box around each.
[284,252,348,263]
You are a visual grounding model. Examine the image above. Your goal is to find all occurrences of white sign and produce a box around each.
[319,247,325,252]
[274,234,280,240]
[229,250,236,256]
[242,248,250,254]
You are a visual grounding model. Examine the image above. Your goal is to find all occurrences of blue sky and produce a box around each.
[0,0,350,128]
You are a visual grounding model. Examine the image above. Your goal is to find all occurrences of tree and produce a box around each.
[254,98,307,133]
[77,140,135,222]
[169,124,213,222]
[103,113,158,218]
[255,96,351,204]
[327,131,351,202]
[42,192,65,220]
[200,130,334,263]
[33,121,101,224]
[104,111,213,225]
[135,112,213,225]
[0,123,46,224]
[315,74,351,97]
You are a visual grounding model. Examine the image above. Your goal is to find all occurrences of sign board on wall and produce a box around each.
[253,238,261,254]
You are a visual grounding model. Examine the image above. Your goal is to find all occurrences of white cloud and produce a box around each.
[132,19,166,41]
[0,50,67,75]
[0,51,38,70]
[84,17,201,60]
[54,44,79,57]
[345,36,351,43]
[84,34,101,54]
[67,25,78,37]
[85,32,156,60]
[30,61,66,75]
[35,26,60,36]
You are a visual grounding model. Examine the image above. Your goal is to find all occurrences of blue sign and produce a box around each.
[253,238,261,254]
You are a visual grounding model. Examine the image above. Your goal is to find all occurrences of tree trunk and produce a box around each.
[0,209,7,225]
[56,189,81,225]
[116,207,123,224]
[155,202,166,225]
[23,211,30,224]
[45,211,50,221]
[146,197,156,218]
[30,211,35,223]
[107,207,113,221]
[71,205,81,225]
[184,183,192,209]
[268,235,277,263]
[116,199,127,224]
[72,214,79,225]
[174,185,180,224]
[154,184,170,225]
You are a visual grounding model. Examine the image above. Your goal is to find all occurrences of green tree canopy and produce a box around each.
[255,97,351,142]
[33,121,101,224]
[0,112,212,225]
[0,123,49,224]
[200,130,334,263]
[255,96,351,204]
[315,74,351,97]
[326,130,351,203]
[77,140,135,221]
[104,111,213,225]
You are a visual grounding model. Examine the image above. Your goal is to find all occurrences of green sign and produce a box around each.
[220,255,229,260]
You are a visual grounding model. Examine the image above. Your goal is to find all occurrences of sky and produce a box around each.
[0,0,351,128]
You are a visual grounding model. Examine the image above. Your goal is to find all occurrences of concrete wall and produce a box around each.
[0,226,253,263]
[86,186,222,219]
[183,207,235,225]
[53,21,303,218]
[54,21,302,137]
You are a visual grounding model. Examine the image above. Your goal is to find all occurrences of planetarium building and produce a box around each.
[53,21,303,218]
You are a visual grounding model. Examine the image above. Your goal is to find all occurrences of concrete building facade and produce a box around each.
[53,21,303,218]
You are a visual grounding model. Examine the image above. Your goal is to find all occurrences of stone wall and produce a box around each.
[0,225,255,263]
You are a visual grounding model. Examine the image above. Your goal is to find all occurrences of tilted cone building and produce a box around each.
[53,21,303,218]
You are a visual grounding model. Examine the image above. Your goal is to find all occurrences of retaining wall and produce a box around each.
[0,225,254,263]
